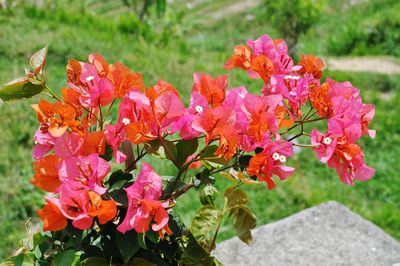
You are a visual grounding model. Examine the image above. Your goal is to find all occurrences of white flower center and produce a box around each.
[85,75,95,82]
[284,75,300,80]
[122,118,131,125]
[279,155,287,163]
[195,105,203,113]
[323,137,332,145]
[272,152,280,161]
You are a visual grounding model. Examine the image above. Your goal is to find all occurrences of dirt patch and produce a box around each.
[324,57,400,75]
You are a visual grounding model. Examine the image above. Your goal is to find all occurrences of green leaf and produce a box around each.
[160,139,177,163]
[200,145,230,165]
[224,187,248,208]
[53,250,82,266]
[12,253,36,266]
[106,169,133,191]
[191,205,221,237]
[219,172,238,184]
[146,229,161,244]
[138,232,147,249]
[199,185,219,206]
[144,139,161,155]
[175,138,198,166]
[230,205,256,245]
[30,46,48,74]
[181,231,215,265]
[0,79,44,101]
[81,257,109,266]
[100,143,113,161]
[115,230,140,263]
[131,257,157,266]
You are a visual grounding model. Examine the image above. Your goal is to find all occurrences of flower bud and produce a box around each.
[199,185,218,206]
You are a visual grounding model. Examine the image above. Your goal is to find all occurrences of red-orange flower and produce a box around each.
[81,131,107,155]
[32,100,81,137]
[110,62,144,98]
[37,199,67,232]
[87,191,117,224]
[250,55,274,83]
[298,54,325,79]
[125,121,156,144]
[192,73,228,108]
[89,53,110,78]
[224,45,252,70]
[309,82,332,117]
[214,127,239,161]
[66,59,83,86]
[31,155,61,192]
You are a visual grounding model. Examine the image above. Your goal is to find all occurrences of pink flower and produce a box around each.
[104,124,127,163]
[54,132,85,159]
[192,105,236,144]
[153,90,185,131]
[58,154,110,195]
[171,91,208,140]
[360,104,376,138]
[32,129,57,160]
[69,63,115,108]
[312,119,375,185]
[266,74,314,117]
[117,163,170,236]
[246,35,294,74]
[47,182,93,230]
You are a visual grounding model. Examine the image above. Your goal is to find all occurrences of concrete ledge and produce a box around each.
[214,201,400,266]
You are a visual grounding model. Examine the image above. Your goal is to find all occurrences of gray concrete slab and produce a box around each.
[214,201,400,266]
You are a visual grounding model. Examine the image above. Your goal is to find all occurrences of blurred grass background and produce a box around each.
[0,0,399,259]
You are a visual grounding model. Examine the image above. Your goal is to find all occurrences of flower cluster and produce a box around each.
[19,34,375,263]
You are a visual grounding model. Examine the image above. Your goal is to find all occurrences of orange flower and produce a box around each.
[147,80,180,100]
[89,53,110,78]
[125,121,156,144]
[250,55,274,83]
[192,73,228,107]
[298,54,325,79]
[309,82,332,117]
[62,88,82,115]
[32,100,81,137]
[214,128,238,161]
[31,155,61,192]
[37,199,67,232]
[224,45,252,70]
[247,111,276,141]
[110,62,144,98]
[276,106,294,129]
[81,131,107,155]
[87,191,117,224]
[66,59,83,85]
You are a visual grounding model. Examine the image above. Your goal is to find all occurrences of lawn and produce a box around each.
[0,0,399,260]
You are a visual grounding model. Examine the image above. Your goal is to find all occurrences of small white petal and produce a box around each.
[195,105,203,113]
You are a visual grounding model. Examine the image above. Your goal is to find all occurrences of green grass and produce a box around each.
[1,0,399,260]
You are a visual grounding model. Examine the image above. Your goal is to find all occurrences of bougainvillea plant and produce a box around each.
[1,34,375,265]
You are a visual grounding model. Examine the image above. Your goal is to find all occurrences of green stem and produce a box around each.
[209,197,228,252]
[43,84,63,102]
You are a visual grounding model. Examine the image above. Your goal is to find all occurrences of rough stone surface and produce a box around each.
[214,201,400,266]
